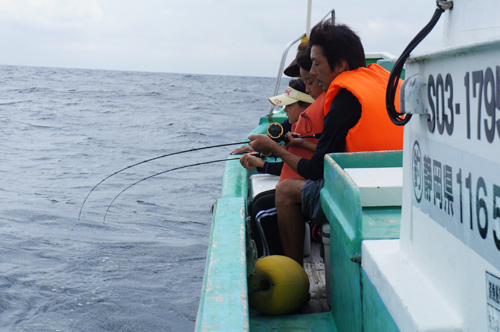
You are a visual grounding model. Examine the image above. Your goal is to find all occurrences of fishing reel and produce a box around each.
[258,122,321,158]
[259,122,287,157]
[267,122,321,144]
[267,122,296,144]
[267,122,286,142]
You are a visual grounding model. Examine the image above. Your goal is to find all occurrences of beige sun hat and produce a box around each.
[268,86,315,106]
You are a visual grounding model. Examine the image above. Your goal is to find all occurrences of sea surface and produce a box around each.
[0,65,288,331]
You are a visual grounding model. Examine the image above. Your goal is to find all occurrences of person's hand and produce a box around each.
[284,132,304,148]
[230,145,255,155]
[248,134,281,155]
[240,153,265,170]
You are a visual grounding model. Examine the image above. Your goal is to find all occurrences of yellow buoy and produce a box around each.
[248,255,310,315]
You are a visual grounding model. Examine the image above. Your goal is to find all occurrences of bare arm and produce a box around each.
[248,134,303,174]
[285,132,317,152]
[239,153,265,170]
[230,145,255,155]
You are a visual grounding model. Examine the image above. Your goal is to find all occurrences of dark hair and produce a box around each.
[308,21,365,70]
[289,78,307,93]
[289,78,312,108]
[296,47,312,71]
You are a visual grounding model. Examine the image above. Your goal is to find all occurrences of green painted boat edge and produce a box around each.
[321,151,403,258]
[195,197,249,332]
[320,151,403,332]
[258,109,287,126]
[195,111,286,331]
[321,154,363,260]
[328,150,403,169]
[329,222,363,332]
[250,312,337,332]
[361,268,401,332]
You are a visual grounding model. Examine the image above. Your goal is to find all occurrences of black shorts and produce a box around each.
[249,189,284,257]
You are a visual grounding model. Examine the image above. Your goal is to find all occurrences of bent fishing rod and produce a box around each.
[78,141,247,222]
[103,157,239,223]
[79,122,322,222]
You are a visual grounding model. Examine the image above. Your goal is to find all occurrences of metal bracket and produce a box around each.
[400,74,426,115]
[437,0,453,10]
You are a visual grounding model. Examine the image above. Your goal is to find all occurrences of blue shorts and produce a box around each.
[301,179,327,225]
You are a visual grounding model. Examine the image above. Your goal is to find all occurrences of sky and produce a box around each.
[0,0,445,77]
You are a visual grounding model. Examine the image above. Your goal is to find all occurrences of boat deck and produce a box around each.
[303,242,329,314]
[249,241,329,317]
[249,241,336,332]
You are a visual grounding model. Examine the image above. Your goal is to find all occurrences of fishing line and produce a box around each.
[78,141,247,222]
[81,123,320,222]
[103,157,240,223]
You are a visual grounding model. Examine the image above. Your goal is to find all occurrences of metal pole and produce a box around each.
[306,0,312,37]
[266,8,336,119]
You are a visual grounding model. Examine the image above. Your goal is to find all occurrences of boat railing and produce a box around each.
[266,8,336,122]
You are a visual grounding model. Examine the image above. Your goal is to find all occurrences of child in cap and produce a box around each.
[239,78,314,173]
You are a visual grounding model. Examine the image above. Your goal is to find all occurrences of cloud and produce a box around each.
[0,0,445,76]
[0,0,103,28]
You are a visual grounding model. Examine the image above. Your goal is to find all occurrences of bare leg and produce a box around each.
[275,178,307,265]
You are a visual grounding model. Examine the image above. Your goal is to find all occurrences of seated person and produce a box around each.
[229,78,310,157]
[248,21,404,264]
[240,77,315,175]
[244,57,326,258]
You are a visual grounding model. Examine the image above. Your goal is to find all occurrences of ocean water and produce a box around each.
[0,65,287,331]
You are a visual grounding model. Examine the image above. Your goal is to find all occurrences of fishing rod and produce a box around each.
[267,122,321,144]
[78,141,247,222]
[103,157,240,223]
[283,133,321,144]
[103,127,322,221]
[79,123,320,221]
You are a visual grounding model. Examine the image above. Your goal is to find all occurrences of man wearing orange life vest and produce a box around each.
[243,56,326,258]
[248,21,404,264]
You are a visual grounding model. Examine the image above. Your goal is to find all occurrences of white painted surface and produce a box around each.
[441,0,500,49]
[344,167,402,207]
[362,239,462,332]
[365,52,397,62]
[249,174,279,199]
[366,1,500,330]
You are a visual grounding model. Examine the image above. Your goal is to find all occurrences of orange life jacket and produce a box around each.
[323,64,404,152]
[279,92,326,182]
